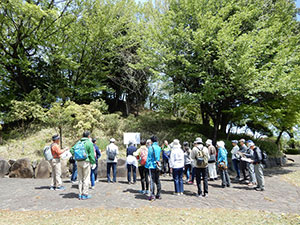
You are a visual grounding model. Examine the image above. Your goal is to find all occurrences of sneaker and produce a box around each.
[255,187,265,191]
[196,194,202,197]
[145,190,149,195]
[81,195,92,200]
[173,192,180,196]
[156,195,162,200]
[50,186,55,191]
[188,181,193,185]
[139,190,145,194]
[248,182,254,186]
[148,196,155,201]
[78,194,82,200]
[56,186,65,191]
[180,192,183,195]
[91,186,95,190]
[203,193,208,197]
[72,181,78,185]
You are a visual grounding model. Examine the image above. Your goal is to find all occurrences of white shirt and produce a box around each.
[169,146,184,169]
[106,143,119,163]
[231,145,240,160]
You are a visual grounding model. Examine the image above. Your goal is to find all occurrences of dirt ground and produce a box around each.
[1,155,300,214]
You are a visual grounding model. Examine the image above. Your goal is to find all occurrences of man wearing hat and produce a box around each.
[106,138,119,183]
[206,139,217,181]
[191,137,209,197]
[238,139,248,181]
[248,142,265,191]
[231,140,240,181]
[244,140,257,186]
[50,134,68,191]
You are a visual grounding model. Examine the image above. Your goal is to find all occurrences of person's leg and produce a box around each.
[173,168,179,193]
[221,170,226,187]
[179,168,184,193]
[133,165,136,183]
[90,167,95,187]
[191,167,195,183]
[55,159,62,187]
[107,163,111,182]
[258,164,265,189]
[233,159,240,178]
[225,169,231,187]
[150,169,155,197]
[145,168,149,191]
[195,168,201,195]
[167,159,171,175]
[113,163,117,182]
[155,169,161,198]
[254,164,264,189]
[139,166,145,190]
[212,163,218,179]
[77,161,84,196]
[82,162,91,196]
[71,162,77,181]
[240,161,247,180]
[248,163,256,184]
[202,167,208,194]
[127,164,131,183]
[94,161,98,181]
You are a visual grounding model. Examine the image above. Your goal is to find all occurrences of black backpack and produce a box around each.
[261,151,268,165]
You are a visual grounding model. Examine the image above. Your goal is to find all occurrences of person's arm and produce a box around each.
[169,151,174,168]
[126,148,129,157]
[87,142,96,164]
[95,145,101,158]
[53,144,65,157]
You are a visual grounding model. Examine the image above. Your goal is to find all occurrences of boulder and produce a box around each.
[0,159,10,178]
[96,158,128,178]
[35,160,51,179]
[60,159,69,178]
[8,159,16,166]
[9,158,34,178]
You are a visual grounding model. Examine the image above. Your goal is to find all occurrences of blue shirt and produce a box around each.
[145,142,161,169]
[93,143,101,160]
[127,145,137,156]
[217,147,228,166]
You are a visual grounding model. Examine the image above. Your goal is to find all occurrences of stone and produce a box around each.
[8,160,16,166]
[96,158,128,178]
[0,159,10,178]
[35,160,51,179]
[9,158,34,178]
[60,159,70,178]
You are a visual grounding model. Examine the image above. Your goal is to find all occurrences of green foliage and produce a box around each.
[256,139,281,157]
[284,148,300,155]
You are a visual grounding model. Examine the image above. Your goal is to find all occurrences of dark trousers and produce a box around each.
[127,164,136,183]
[163,157,170,175]
[107,162,117,182]
[94,161,98,181]
[149,169,161,197]
[195,167,208,195]
[220,169,231,187]
[184,164,192,181]
[232,159,240,178]
[191,167,196,182]
[240,161,247,179]
[71,162,77,181]
[173,168,184,193]
[138,166,149,191]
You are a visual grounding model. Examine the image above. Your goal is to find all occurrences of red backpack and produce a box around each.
[140,147,148,166]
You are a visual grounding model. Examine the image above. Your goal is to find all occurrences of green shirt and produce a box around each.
[70,137,96,164]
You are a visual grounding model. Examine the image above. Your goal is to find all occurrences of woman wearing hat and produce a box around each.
[231,140,241,181]
[169,139,185,195]
[217,141,231,188]
[206,139,217,181]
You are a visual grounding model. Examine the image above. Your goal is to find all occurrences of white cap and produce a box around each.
[216,141,225,148]
[110,138,116,143]
[248,142,255,147]
[206,139,212,145]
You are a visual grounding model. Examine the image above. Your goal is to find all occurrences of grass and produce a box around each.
[0,207,299,225]
[281,170,300,188]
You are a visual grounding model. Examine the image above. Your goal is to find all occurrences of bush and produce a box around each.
[255,139,280,157]
[284,148,300,155]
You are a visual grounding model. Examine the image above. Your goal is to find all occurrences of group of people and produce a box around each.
[48,132,265,201]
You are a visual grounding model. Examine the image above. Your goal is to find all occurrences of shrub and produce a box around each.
[255,139,280,157]
[284,148,300,155]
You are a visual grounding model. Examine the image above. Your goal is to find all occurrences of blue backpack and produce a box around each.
[74,141,87,161]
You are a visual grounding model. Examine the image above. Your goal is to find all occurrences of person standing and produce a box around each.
[170,139,185,195]
[191,137,209,197]
[249,142,265,191]
[206,139,217,181]
[90,138,101,189]
[217,141,231,188]
[145,136,162,201]
[161,140,171,176]
[183,142,192,183]
[245,140,257,187]
[106,138,119,183]
[231,140,241,181]
[70,131,96,200]
[50,135,68,191]
[239,139,248,181]
[126,141,138,184]
[134,139,149,194]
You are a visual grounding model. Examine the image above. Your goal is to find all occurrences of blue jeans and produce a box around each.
[71,162,77,182]
[107,162,117,182]
[184,164,192,181]
[90,162,98,187]
[127,164,136,183]
[172,168,184,193]
[232,159,240,178]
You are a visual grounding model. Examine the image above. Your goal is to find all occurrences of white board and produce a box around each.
[123,133,141,145]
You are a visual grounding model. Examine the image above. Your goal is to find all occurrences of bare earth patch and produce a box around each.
[0,207,300,225]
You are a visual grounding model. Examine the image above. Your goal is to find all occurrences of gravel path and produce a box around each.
[1,155,300,213]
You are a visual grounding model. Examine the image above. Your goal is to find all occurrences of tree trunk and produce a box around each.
[59,126,63,149]
[212,113,221,145]
[275,130,284,147]
[226,122,233,140]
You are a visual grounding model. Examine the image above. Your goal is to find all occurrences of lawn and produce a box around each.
[0,207,299,225]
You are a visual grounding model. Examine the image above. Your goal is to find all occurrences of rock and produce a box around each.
[9,158,34,178]
[96,158,128,178]
[60,159,69,178]
[0,159,10,178]
[35,160,51,179]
